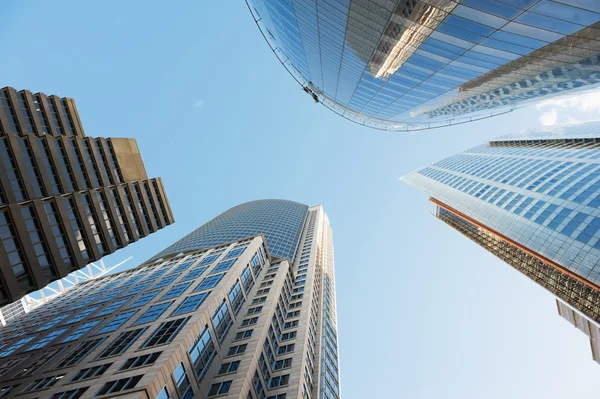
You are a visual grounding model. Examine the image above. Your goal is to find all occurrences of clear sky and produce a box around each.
[3,1,600,398]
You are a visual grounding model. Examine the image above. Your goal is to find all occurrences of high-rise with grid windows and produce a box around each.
[0,200,342,399]
[246,0,600,130]
[401,122,600,359]
[0,86,174,305]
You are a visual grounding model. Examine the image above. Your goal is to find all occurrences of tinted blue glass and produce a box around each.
[135,302,173,325]
[246,0,600,130]
[150,200,308,262]
[403,122,600,285]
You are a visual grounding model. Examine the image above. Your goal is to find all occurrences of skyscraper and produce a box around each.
[246,0,600,130]
[0,200,341,399]
[401,122,600,328]
[0,86,174,305]
[556,299,600,366]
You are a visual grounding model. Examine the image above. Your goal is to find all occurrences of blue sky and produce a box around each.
[3,1,600,397]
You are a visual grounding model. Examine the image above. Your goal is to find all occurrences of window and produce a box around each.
[267,394,287,399]
[35,313,69,331]
[212,259,235,273]
[273,358,292,370]
[63,198,90,261]
[252,371,265,399]
[20,206,56,281]
[46,386,88,399]
[51,387,88,398]
[269,374,289,388]
[225,247,245,259]
[43,202,72,264]
[156,387,170,399]
[277,344,294,354]
[208,381,232,396]
[126,280,155,295]
[154,274,181,289]
[21,374,65,393]
[70,306,101,324]
[241,317,258,326]
[98,329,146,359]
[56,338,106,368]
[256,288,270,295]
[71,363,111,381]
[280,331,296,341]
[173,292,209,315]
[0,356,28,378]
[128,289,161,309]
[189,326,216,380]
[134,302,173,325]
[241,265,254,293]
[217,361,240,375]
[120,352,161,370]
[63,319,103,342]
[142,318,189,348]
[27,328,67,351]
[182,266,208,281]
[226,344,247,356]
[212,301,233,343]
[97,375,142,395]
[0,335,34,357]
[161,282,192,300]
[97,297,131,316]
[196,273,225,291]
[283,321,298,329]
[0,384,20,398]
[252,297,267,305]
[173,363,193,399]
[228,281,245,314]
[199,254,219,266]
[170,260,195,275]
[247,306,262,315]
[97,310,137,334]
[234,330,253,340]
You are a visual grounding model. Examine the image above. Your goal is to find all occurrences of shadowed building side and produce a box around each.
[0,87,174,305]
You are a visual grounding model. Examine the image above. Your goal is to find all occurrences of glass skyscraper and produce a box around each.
[246,0,600,130]
[402,121,600,331]
[151,200,309,263]
[0,200,341,399]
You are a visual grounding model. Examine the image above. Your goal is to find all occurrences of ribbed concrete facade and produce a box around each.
[0,201,341,399]
[0,87,174,305]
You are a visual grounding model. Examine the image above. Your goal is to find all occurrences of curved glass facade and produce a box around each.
[247,0,600,130]
[150,199,308,262]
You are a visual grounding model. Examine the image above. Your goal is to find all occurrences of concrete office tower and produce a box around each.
[0,200,342,399]
[556,299,600,366]
[0,87,174,305]
[246,0,600,130]
[401,121,600,327]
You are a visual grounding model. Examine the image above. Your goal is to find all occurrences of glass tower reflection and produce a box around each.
[402,121,600,324]
[247,0,600,130]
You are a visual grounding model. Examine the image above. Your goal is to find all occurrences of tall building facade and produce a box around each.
[401,122,600,327]
[0,86,174,305]
[0,200,342,399]
[556,299,600,366]
[246,0,600,130]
